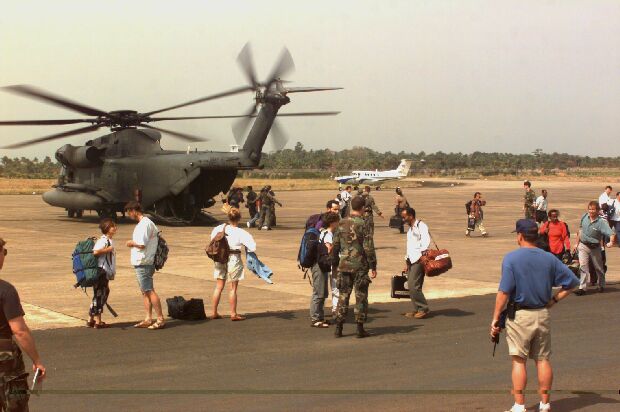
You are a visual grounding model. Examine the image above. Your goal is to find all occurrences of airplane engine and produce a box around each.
[55,144,103,168]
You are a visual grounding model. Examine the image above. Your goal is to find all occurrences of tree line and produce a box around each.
[2,145,620,179]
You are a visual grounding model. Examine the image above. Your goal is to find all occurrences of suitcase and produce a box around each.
[467,217,476,231]
[389,215,403,229]
[166,296,207,321]
[391,273,409,299]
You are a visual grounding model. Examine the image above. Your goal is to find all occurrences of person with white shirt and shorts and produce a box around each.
[210,208,257,321]
[340,186,352,218]
[400,207,431,319]
[124,201,165,330]
[88,218,117,329]
[535,190,549,224]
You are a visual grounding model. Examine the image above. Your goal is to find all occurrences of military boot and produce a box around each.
[334,322,343,338]
[356,322,371,338]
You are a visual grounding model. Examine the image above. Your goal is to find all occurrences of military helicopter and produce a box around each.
[0,44,342,225]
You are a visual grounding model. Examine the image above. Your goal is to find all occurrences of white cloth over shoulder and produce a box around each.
[94,235,116,279]
[210,224,256,252]
[131,216,158,266]
[406,219,431,264]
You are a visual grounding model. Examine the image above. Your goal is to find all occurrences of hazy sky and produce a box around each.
[1,0,618,158]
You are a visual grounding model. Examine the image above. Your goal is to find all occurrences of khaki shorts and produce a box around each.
[506,308,551,360]
[214,253,244,282]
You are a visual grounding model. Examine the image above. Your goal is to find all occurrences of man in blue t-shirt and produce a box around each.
[490,220,579,412]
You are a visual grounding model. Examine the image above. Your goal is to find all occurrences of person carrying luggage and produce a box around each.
[394,187,409,234]
[465,192,488,237]
[87,218,117,329]
[538,209,570,261]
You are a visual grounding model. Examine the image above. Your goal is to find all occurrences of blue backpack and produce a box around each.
[72,238,102,288]
[298,227,321,269]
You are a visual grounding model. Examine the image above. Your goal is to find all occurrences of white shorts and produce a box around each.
[214,253,244,282]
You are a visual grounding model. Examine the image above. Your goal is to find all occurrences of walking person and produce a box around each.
[361,185,383,236]
[535,189,549,224]
[400,207,431,319]
[610,191,620,244]
[465,192,488,237]
[490,219,579,412]
[539,210,570,261]
[245,186,259,228]
[0,237,46,411]
[210,208,256,322]
[87,218,117,329]
[523,181,536,220]
[575,201,616,295]
[257,185,281,230]
[125,201,165,330]
[394,187,409,234]
[309,212,340,328]
[331,196,378,338]
[339,186,352,218]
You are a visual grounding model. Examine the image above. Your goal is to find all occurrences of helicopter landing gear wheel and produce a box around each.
[375,186,381,191]
[67,209,76,218]
[76,209,84,218]
[97,209,117,221]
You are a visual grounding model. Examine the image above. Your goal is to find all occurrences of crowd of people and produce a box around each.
[0,180,616,411]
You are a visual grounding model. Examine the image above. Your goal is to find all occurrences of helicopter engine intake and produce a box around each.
[55,144,103,168]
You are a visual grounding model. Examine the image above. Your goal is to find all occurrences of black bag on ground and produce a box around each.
[391,273,409,299]
[389,215,402,229]
[166,296,207,321]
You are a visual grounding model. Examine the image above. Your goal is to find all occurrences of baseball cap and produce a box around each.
[512,219,538,234]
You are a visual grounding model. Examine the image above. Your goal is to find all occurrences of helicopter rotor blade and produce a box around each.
[264,48,295,90]
[237,42,259,88]
[139,124,208,143]
[142,86,253,117]
[2,85,108,117]
[284,87,344,94]
[0,118,96,125]
[231,105,258,145]
[148,114,256,122]
[269,119,289,151]
[1,124,102,149]
[275,111,341,117]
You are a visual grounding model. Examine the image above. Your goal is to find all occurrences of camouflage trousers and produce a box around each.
[257,205,272,229]
[363,215,375,237]
[0,342,29,412]
[335,271,371,324]
[524,207,536,220]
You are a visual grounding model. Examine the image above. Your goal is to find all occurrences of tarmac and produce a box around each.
[0,178,619,411]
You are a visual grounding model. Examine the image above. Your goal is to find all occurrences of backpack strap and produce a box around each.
[417,219,439,250]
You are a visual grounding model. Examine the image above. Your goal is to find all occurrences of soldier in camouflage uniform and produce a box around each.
[257,186,282,230]
[0,237,46,412]
[331,196,378,338]
[523,181,537,220]
[361,186,383,237]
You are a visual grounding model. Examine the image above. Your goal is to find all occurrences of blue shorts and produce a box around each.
[134,265,155,293]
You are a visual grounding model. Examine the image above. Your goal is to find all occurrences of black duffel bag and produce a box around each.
[391,273,409,299]
[389,215,403,229]
[166,296,207,321]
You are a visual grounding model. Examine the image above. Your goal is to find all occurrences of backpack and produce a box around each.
[317,231,332,272]
[206,225,230,263]
[154,232,169,271]
[298,227,321,269]
[72,238,102,288]
[166,296,207,321]
[305,213,323,230]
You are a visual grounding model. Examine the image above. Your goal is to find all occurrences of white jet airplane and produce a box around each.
[335,159,412,189]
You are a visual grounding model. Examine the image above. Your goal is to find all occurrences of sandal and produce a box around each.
[86,320,95,328]
[311,321,329,328]
[134,320,154,328]
[147,320,166,330]
[230,315,246,322]
[210,314,223,320]
[94,322,111,329]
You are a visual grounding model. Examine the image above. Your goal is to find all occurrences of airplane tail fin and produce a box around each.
[396,159,412,176]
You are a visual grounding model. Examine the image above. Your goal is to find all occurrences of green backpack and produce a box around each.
[72,238,102,288]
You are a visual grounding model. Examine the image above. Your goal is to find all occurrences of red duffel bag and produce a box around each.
[419,232,452,277]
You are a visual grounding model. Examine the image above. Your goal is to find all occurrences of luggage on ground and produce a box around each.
[72,237,102,288]
[166,296,207,321]
[391,273,409,299]
[206,224,230,263]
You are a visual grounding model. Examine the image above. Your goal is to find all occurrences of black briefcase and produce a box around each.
[166,296,207,321]
[389,215,402,229]
[391,274,409,299]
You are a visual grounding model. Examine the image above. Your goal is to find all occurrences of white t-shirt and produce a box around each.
[406,220,431,264]
[599,192,613,207]
[612,199,620,222]
[210,224,256,252]
[94,235,116,279]
[340,190,352,203]
[320,230,333,245]
[535,196,548,211]
[131,216,158,266]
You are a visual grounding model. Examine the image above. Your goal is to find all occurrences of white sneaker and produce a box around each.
[261,226,268,230]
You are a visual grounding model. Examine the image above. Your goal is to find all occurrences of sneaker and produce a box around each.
[261,226,268,230]
[465,230,470,237]
[482,232,489,237]
[574,289,586,296]
[413,311,429,319]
